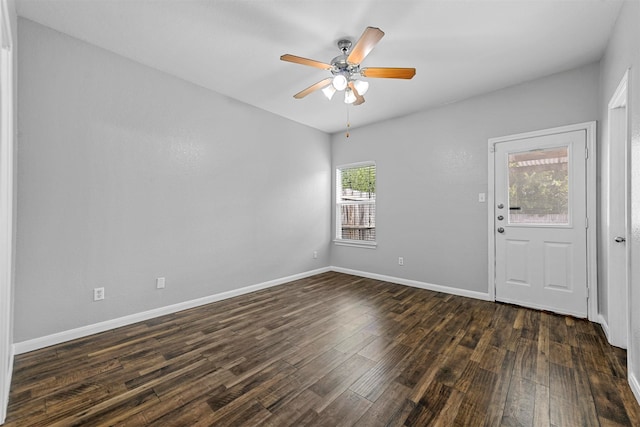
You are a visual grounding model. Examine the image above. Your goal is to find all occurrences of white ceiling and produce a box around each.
[16,0,623,134]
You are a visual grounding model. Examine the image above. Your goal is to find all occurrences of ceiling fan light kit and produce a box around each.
[322,84,337,100]
[344,88,357,104]
[332,74,348,91]
[353,80,369,96]
[281,26,416,107]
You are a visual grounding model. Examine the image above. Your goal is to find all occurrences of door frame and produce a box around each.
[487,122,597,321]
[0,0,13,422]
[604,69,630,348]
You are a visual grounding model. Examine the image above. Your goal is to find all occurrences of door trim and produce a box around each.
[487,122,597,321]
[603,69,630,348]
[0,0,13,422]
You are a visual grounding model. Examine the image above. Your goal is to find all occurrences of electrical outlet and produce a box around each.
[313,251,318,259]
[398,257,404,266]
[93,287,104,301]
[156,277,166,289]
[478,192,486,203]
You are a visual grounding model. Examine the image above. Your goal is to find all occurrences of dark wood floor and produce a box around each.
[5,272,640,426]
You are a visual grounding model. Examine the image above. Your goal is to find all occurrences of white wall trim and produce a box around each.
[599,314,612,344]
[604,69,631,348]
[0,0,14,421]
[609,69,629,109]
[487,135,497,302]
[13,267,330,355]
[487,121,598,321]
[330,266,493,302]
[629,360,640,405]
[2,348,12,422]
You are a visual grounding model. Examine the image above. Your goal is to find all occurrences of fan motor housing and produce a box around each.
[331,40,359,76]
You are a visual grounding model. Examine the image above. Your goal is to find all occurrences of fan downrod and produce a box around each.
[337,39,352,53]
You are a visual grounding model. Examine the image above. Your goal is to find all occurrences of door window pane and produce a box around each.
[508,147,569,224]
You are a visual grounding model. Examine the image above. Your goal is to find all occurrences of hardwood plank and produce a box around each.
[536,312,550,386]
[313,389,372,426]
[433,343,473,387]
[453,360,480,393]
[333,330,377,354]
[310,354,375,412]
[405,381,454,426]
[501,376,535,426]
[348,342,412,401]
[453,399,487,426]
[206,360,294,412]
[588,370,632,425]
[550,398,597,427]
[512,337,538,382]
[549,340,574,368]
[353,381,412,427]
[533,383,550,426]
[395,347,435,389]
[570,344,600,423]
[142,370,226,424]
[407,351,448,403]
[479,344,507,374]
[357,336,394,361]
[261,389,321,427]
[470,327,494,363]
[430,387,465,427]
[484,348,516,426]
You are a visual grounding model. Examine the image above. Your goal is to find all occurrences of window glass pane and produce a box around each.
[340,203,376,241]
[340,165,376,201]
[508,147,569,224]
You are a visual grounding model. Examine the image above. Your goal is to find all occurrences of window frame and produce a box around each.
[334,161,377,249]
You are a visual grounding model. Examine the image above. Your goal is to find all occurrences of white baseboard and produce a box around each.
[597,313,629,349]
[330,266,492,302]
[629,364,640,406]
[599,314,612,342]
[13,267,330,355]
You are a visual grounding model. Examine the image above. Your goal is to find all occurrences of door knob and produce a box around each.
[614,236,626,243]
[497,204,504,209]
[497,227,505,233]
[497,215,504,221]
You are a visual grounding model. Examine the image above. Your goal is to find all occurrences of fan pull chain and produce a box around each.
[345,105,350,138]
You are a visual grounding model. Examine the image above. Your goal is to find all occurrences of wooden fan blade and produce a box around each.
[347,27,384,65]
[348,81,365,105]
[361,67,416,79]
[280,54,332,70]
[293,77,333,99]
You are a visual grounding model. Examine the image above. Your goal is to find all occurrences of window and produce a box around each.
[336,162,376,246]
[508,147,569,225]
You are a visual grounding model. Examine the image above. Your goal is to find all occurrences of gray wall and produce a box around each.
[331,63,599,294]
[15,19,331,342]
[599,0,640,395]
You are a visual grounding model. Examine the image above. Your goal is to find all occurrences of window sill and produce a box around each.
[333,240,377,249]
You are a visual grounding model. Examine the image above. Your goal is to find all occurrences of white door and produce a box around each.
[494,130,588,317]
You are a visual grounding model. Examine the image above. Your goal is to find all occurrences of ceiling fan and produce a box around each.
[281,27,416,106]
